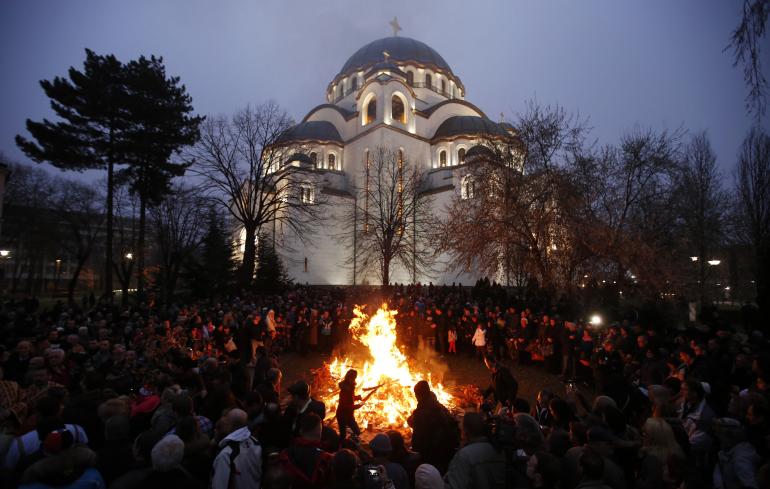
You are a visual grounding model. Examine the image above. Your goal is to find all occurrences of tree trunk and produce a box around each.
[67,257,86,304]
[756,247,770,318]
[104,156,114,302]
[166,264,179,304]
[137,184,147,302]
[382,257,391,286]
[240,225,257,288]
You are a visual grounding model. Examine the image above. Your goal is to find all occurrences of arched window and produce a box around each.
[406,71,414,86]
[310,152,317,167]
[364,97,376,125]
[351,77,358,90]
[439,150,447,167]
[300,184,314,204]
[458,148,466,165]
[328,153,336,170]
[391,94,405,124]
[441,79,446,95]
[461,175,475,200]
[425,73,432,89]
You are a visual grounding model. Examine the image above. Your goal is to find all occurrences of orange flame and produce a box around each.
[321,305,454,430]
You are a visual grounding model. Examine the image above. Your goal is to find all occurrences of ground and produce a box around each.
[279,351,572,414]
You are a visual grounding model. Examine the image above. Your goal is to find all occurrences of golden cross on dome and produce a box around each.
[383,50,391,62]
[389,16,402,37]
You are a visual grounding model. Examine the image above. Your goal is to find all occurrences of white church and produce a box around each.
[272,27,518,285]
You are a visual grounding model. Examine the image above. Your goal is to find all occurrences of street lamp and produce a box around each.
[690,256,699,262]
[125,252,133,260]
[0,250,9,258]
[707,260,721,266]
[590,314,602,326]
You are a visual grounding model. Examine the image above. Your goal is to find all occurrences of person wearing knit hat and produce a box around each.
[369,433,409,489]
[42,428,74,456]
[414,464,442,489]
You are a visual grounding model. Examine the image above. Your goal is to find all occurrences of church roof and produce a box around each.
[279,121,342,144]
[337,37,453,79]
[432,116,509,140]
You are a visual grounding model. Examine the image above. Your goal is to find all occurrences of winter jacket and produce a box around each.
[443,439,505,489]
[4,423,88,471]
[713,441,761,489]
[211,426,262,489]
[471,328,486,347]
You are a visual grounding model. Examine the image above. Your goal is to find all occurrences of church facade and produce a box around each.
[273,35,516,285]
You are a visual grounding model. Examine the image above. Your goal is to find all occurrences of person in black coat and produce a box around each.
[283,380,326,440]
[406,380,458,474]
[482,357,519,409]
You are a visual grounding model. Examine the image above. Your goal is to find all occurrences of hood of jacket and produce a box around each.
[219,426,252,447]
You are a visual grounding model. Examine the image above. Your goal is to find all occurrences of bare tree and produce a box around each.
[676,132,728,301]
[189,102,326,287]
[568,128,683,290]
[343,147,437,285]
[440,101,589,296]
[53,180,105,303]
[1,161,59,294]
[150,185,207,302]
[735,127,770,312]
[728,0,769,120]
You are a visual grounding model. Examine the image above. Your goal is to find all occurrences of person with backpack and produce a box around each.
[279,413,333,488]
[211,409,262,489]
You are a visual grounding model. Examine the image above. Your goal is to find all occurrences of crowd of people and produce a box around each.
[0,282,767,489]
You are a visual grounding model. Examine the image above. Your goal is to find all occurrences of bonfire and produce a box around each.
[316,305,456,431]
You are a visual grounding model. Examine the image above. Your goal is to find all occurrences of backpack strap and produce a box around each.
[225,436,260,488]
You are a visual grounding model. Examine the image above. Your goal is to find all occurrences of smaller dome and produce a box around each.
[432,116,509,140]
[284,153,316,167]
[465,145,496,163]
[279,121,342,144]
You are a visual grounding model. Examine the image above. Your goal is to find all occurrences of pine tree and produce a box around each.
[16,50,130,299]
[200,209,236,293]
[118,55,203,300]
[255,233,289,292]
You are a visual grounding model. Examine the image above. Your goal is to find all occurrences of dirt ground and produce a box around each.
[278,350,573,412]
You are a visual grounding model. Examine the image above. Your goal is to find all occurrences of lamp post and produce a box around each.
[0,250,9,291]
[54,259,62,292]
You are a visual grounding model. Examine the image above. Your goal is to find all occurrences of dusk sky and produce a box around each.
[0,0,765,180]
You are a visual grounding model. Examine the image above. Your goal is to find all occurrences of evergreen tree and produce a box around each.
[255,233,289,292]
[16,49,130,299]
[118,55,203,300]
[199,209,236,293]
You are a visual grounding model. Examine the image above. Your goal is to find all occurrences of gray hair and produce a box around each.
[151,434,185,471]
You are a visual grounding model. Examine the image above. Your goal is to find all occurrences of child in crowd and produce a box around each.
[471,323,486,359]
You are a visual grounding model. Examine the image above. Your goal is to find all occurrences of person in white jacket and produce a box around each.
[211,409,262,489]
[471,324,486,359]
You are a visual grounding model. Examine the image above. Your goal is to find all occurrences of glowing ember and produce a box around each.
[319,305,455,431]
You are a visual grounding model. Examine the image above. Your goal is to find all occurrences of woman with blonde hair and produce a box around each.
[637,417,686,489]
